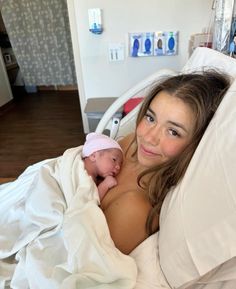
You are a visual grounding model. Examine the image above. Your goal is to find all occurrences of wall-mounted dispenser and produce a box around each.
[88,8,103,34]
[154,31,166,56]
[166,31,178,55]
[129,31,178,57]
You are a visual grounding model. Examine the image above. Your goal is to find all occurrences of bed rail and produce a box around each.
[95,68,176,139]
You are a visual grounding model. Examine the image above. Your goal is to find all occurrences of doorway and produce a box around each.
[0,0,77,89]
[0,12,19,89]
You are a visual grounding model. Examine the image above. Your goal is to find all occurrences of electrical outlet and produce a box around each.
[108,43,125,62]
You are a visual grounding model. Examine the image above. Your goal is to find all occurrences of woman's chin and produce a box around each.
[137,151,163,168]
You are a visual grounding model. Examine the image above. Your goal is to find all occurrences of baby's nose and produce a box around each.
[116,163,121,170]
[113,164,120,174]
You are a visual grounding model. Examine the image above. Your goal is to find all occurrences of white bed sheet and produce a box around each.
[0,146,137,289]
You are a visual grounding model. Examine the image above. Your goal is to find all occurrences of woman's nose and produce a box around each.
[144,126,161,145]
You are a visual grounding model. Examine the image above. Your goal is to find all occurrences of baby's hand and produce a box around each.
[97,176,118,200]
[102,175,117,189]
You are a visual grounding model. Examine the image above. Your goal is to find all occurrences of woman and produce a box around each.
[100,70,230,255]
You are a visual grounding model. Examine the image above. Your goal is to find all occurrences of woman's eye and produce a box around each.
[144,113,155,123]
[169,129,180,137]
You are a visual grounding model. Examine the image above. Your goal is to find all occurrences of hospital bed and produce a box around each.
[1,47,236,289]
[95,46,236,289]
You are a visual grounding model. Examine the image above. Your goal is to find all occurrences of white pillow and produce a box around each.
[182,47,236,77]
[130,233,170,289]
[158,79,236,288]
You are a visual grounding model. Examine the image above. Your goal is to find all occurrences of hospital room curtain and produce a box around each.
[0,0,76,86]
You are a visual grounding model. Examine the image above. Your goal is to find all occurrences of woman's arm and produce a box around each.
[103,190,151,255]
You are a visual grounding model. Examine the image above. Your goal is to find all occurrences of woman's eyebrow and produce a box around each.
[168,120,188,133]
[147,107,155,115]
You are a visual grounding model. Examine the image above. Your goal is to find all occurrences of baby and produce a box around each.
[82,133,123,200]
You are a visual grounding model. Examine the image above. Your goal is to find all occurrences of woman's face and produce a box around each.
[136,91,195,168]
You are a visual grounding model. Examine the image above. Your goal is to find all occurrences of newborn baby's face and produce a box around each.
[96,148,123,178]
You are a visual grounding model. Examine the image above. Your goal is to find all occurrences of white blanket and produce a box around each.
[0,146,137,289]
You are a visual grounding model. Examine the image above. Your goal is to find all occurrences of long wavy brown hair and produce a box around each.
[129,70,230,234]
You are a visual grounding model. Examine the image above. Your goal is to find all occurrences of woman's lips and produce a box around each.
[140,144,159,157]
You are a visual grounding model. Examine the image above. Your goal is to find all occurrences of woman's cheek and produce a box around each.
[136,120,148,140]
[162,140,186,158]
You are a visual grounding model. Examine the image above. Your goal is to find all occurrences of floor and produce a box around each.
[0,87,85,180]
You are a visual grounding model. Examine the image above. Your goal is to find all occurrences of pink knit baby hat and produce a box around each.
[82,132,122,157]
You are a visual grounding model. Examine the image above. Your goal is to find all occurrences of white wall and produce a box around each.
[0,50,13,107]
[68,0,213,132]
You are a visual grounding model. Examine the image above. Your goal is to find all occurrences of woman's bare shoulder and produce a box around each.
[118,133,135,151]
[103,190,151,254]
